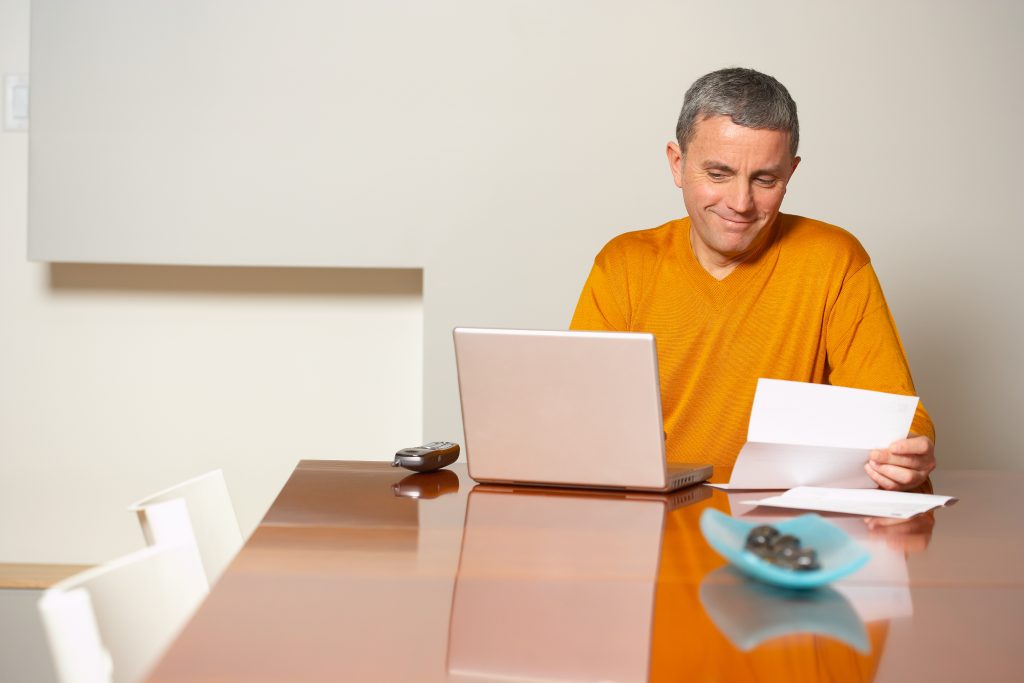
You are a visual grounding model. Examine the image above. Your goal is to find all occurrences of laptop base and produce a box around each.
[473,463,713,494]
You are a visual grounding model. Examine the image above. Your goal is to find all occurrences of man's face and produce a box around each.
[667,115,800,271]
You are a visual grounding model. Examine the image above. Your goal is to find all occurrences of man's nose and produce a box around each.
[725,180,755,214]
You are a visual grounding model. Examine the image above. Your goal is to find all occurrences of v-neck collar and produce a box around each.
[676,214,785,310]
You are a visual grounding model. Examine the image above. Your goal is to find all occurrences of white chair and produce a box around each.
[38,508,209,683]
[128,469,243,585]
[37,589,111,683]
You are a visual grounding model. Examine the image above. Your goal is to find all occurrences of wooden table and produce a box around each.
[146,462,1024,683]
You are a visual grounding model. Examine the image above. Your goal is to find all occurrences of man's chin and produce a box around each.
[715,237,756,257]
[716,226,773,258]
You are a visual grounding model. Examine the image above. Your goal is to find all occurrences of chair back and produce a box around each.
[38,516,208,683]
[128,469,242,584]
[38,588,112,683]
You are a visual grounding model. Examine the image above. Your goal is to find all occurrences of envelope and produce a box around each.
[739,487,956,519]
[713,379,919,490]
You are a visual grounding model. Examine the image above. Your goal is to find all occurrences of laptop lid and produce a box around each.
[452,328,711,491]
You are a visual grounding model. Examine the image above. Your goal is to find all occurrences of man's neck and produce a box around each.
[694,248,744,280]
[690,219,778,281]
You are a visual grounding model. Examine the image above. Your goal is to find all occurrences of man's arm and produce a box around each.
[827,263,936,492]
[569,247,631,331]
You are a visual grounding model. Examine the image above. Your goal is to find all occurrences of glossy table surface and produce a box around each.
[146,463,1024,683]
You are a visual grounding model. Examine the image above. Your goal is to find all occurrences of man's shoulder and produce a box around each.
[778,214,871,270]
[596,218,687,262]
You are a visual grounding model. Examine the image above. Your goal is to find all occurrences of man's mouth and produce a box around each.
[714,213,756,229]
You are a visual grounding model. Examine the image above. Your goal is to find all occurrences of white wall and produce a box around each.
[27,1,1024,477]
[0,0,423,564]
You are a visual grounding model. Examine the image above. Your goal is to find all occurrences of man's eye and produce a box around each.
[707,172,726,181]
[754,177,778,187]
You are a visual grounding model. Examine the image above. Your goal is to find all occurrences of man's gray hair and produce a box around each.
[675,67,799,157]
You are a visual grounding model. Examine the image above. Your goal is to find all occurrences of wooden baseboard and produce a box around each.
[0,563,93,590]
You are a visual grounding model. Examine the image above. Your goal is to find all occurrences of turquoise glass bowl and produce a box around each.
[699,509,870,589]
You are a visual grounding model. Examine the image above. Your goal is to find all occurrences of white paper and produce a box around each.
[747,379,919,449]
[724,379,919,489]
[720,443,881,490]
[739,486,956,519]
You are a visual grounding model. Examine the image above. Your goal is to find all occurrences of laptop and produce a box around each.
[452,328,713,491]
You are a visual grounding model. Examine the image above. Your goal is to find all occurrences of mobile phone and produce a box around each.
[391,441,460,473]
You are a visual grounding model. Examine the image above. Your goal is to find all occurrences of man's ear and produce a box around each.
[790,155,801,177]
[666,141,684,188]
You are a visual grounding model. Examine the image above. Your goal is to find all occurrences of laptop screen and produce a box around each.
[453,328,670,489]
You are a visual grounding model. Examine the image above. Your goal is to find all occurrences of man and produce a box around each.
[570,68,935,492]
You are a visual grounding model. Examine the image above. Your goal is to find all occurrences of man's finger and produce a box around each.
[889,436,931,455]
[870,449,930,469]
[870,461,923,488]
[865,463,901,490]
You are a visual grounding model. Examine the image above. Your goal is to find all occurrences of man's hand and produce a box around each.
[865,433,935,491]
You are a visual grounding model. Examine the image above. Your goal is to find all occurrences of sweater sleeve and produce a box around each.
[826,263,936,444]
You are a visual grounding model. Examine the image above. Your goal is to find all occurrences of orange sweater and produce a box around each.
[570,214,934,467]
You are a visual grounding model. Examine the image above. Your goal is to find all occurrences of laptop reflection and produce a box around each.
[447,484,710,682]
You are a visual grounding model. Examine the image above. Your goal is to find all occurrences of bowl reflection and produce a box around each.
[699,566,870,653]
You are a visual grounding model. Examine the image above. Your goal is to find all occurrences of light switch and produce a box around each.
[4,74,29,131]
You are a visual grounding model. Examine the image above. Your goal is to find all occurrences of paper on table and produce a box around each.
[739,487,956,519]
[716,379,919,490]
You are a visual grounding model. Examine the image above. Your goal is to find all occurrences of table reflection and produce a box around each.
[651,490,892,683]
[445,481,917,683]
[724,490,929,624]
[699,567,869,653]
[448,485,710,682]
[865,511,936,553]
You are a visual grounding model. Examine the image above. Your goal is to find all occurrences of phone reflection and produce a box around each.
[392,469,461,500]
[699,566,870,653]
[447,484,711,683]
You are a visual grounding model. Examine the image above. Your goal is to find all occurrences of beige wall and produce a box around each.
[2,0,1023,566]
[0,0,423,564]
